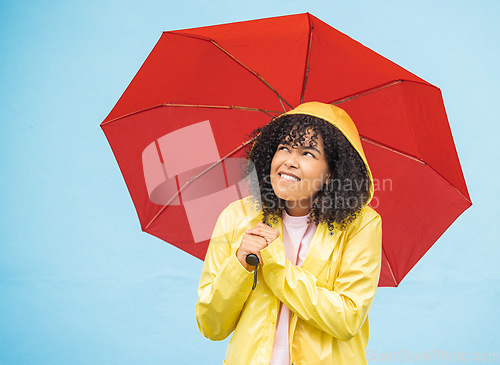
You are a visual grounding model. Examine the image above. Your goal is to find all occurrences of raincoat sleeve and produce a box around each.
[260,210,382,341]
[195,206,254,341]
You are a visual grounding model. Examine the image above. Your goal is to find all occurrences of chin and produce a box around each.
[274,190,303,203]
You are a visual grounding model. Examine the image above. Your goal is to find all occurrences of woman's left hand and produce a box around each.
[245,222,279,246]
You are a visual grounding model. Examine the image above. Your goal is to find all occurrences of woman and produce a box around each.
[196,102,382,365]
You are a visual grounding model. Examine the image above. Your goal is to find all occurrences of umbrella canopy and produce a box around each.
[100,13,471,286]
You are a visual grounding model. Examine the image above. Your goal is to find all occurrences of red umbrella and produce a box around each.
[100,13,471,286]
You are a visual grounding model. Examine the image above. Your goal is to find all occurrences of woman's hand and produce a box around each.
[236,222,280,271]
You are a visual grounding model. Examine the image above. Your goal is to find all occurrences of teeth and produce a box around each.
[280,174,299,181]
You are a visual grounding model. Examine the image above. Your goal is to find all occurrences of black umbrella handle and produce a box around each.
[245,253,260,266]
[246,254,259,290]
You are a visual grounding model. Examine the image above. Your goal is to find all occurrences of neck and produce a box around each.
[285,200,311,217]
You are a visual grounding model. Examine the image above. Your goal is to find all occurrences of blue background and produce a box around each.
[1,0,498,364]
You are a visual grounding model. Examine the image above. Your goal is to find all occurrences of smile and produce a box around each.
[279,173,300,182]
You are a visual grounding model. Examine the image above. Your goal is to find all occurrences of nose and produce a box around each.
[284,151,299,168]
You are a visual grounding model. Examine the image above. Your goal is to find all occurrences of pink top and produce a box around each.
[270,210,317,365]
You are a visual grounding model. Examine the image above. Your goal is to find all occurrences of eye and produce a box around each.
[278,145,290,152]
[304,151,316,158]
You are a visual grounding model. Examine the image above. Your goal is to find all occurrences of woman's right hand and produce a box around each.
[236,232,268,272]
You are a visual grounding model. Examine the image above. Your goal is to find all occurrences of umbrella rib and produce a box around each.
[166,32,293,112]
[207,39,293,111]
[330,79,439,106]
[331,80,404,105]
[332,79,471,203]
[143,135,259,231]
[101,104,281,125]
[381,245,398,286]
[300,15,314,104]
[360,135,425,164]
[361,136,472,204]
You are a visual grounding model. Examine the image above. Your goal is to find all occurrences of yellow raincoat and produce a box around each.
[196,102,382,365]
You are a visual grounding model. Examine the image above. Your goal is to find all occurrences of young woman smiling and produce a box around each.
[196,102,382,365]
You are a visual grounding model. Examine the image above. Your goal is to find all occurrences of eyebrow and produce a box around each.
[303,146,322,155]
[280,143,322,155]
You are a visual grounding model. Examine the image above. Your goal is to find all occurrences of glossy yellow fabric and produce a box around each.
[196,102,382,364]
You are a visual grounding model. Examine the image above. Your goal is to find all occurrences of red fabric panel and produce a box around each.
[171,13,311,107]
[104,33,283,123]
[303,14,428,104]
[102,106,270,224]
[365,141,471,285]
[339,81,470,202]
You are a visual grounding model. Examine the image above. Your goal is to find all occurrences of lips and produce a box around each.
[278,171,301,181]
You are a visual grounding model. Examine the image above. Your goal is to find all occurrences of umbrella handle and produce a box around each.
[245,218,267,289]
[246,254,259,290]
[245,253,260,266]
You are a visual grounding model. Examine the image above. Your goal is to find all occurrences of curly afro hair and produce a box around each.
[244,113,371,231]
